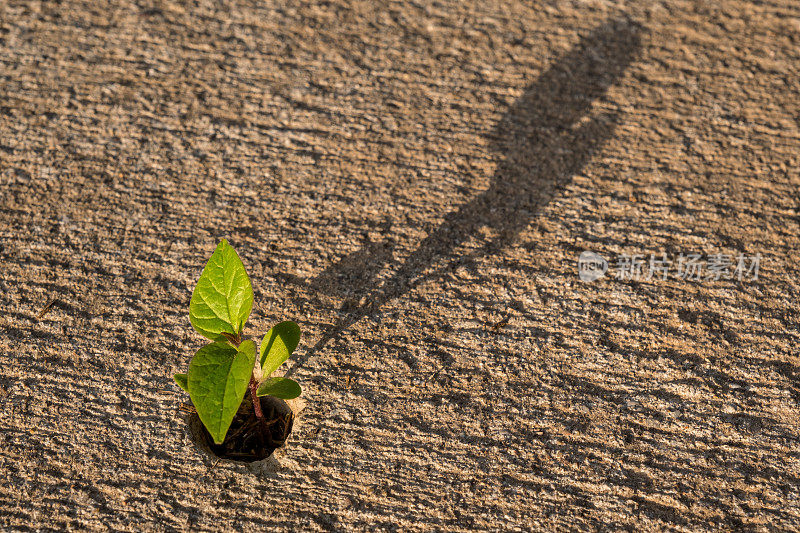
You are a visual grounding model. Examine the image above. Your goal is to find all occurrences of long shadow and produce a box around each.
[288,17,642,376]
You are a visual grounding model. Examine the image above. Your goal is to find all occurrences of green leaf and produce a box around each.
[259,321,301,376]
[174,373,189,392]
[256,377,302,400]
[237,339,257,366]
[187,341,256,444]
[189,239,253,341]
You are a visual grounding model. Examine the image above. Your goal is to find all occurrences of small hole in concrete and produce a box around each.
[188,396,294,463]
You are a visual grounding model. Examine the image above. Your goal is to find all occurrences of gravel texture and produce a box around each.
[1,0,799,530]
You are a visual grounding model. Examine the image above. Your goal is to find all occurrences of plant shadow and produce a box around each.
[287,17,643,375]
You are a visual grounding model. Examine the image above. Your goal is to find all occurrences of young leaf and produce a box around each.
[174,373,189,392]
[256,377,302,400]
[189,239,253,341]
[237,338,257,363]
[259,321,301,376]
[188,341,256,444]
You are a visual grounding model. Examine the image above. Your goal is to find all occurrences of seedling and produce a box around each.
[174,239,302,445]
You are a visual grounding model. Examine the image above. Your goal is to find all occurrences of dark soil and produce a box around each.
[192,396,294,462]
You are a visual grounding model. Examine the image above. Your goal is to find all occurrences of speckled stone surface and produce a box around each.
[1,0,799,530]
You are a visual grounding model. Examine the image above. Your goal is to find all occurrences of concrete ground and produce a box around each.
[1,0,799,530]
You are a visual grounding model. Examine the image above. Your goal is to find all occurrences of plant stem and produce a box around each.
[249,375,264,419]
[249,374,270,442]
[232,335,266,436]
[231,333,261,419]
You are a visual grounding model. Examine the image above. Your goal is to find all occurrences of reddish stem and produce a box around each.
[249,374,270,442]
[249,376,264,419]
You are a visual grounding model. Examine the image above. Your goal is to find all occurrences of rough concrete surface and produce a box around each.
[1,0,799,530]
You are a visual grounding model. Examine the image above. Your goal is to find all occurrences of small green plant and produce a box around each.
[174,239,302,445]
